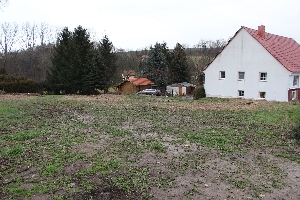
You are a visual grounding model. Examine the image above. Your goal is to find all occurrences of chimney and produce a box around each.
[258,25,265,38]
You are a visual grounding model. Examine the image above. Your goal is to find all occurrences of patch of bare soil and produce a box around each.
[0,93,40,100]
[63,94,124,101]
[156,98,274,111]
[71,186,141,200]
[132,136,300,199]
[64,159,92,175]
[72,142,108,157]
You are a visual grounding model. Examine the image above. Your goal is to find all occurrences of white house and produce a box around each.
[203,25,300,102]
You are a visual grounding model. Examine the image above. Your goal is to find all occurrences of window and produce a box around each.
[259,72,267,81]
[293,76,299,86]
[238,90,244,97]
[220,71,225,79]
[259,92,266,98]
[238,72,245,80]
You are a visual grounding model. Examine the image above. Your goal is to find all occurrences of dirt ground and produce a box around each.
[1,93,300,199]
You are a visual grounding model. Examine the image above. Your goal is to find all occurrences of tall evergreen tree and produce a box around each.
[46,27,72,94]
[98,35,117,93]
[146,42,170,89]
[169,43,190,83]
[46,26,93,94]
[70,26,92,93]
[83,45,106,94]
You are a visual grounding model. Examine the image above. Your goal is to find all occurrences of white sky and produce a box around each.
[1,0,300,50]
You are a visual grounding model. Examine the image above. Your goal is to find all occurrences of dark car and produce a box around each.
[136,89,161,96]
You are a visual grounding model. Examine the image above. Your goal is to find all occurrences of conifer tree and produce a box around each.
[70,26,93,93]
[98,35,117,93]
[83,46,106,94]
[46,26,93,94]
[46,27,72,94]
[169,43,190,83]
[146,42,170,89]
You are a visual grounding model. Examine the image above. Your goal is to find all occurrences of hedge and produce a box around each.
[0,74,43,93]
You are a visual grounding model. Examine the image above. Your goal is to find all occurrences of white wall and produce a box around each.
[167,86,179,95]
[204,29,291,102]
[166,86,186,96]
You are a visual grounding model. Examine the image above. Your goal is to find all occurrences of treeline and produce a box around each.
[116,39,226,86]
[0,22,226,89]
[0,22,60,82]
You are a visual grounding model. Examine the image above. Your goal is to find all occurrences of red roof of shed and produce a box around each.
[129,78,154,86]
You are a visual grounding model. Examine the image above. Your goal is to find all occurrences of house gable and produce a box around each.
[203,26,292,101]
[205,26,300,72]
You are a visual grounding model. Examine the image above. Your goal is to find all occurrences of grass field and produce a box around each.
[0,94,300,199]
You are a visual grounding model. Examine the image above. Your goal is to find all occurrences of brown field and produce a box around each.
[1,94,300,199]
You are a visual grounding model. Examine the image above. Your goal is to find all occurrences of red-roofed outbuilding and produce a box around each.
[117,77,154,95]
[203,25,300,102]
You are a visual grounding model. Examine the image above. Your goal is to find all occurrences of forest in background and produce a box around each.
[0,22,226,86]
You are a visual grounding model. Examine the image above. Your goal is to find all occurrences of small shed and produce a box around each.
[118,78,154,95]
[166,82,196,96]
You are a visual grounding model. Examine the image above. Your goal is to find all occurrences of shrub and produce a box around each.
[193,86,206,100]
[294,126,300,142]
[0,74,43,93]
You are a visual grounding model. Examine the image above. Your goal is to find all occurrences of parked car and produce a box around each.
[136,89,161,96]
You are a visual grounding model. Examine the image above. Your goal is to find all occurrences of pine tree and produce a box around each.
[169,43,190,83]
[46,27,72,94]
[146,42,170,89]
[98,35,117,93]
[83,46,106,94]
[46,26,93,94]
[46,27,117,95]
[70,26,93,93]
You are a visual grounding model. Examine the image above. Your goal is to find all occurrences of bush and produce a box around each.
[294,126,300,142]
[0,74,43,93]
[193,86,206,100]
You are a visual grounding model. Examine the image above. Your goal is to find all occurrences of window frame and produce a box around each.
[293,76,299,87]
[219,71,225,79]
[238,90,244,97]
[259,72,267,81]
[259,91,266,99]
[238,72,245,81]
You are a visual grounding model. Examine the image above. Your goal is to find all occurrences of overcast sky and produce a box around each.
[1,0,299,50]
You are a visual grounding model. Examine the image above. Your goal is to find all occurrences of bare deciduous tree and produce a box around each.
[39,22,49,46]
[21,22,38,50]
[0,22,18,68]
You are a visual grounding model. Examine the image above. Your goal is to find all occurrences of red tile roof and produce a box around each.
[205,26,300,72]
[129,78,154,86]
[243,26,300,72]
